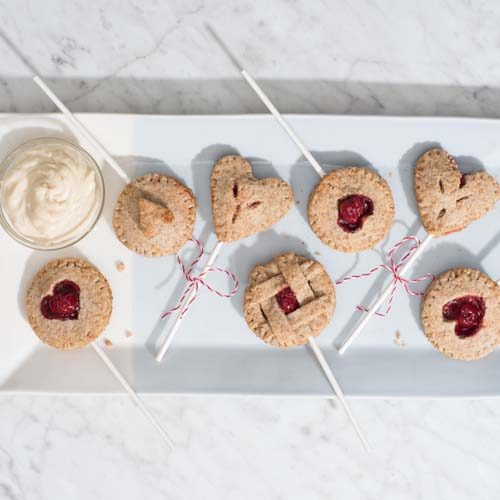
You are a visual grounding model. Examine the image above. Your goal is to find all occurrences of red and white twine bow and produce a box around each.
[162,239,239,320]
[335,236,434,317]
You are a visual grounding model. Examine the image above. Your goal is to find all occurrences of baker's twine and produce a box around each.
[335,236,434,317]
[162,239,239,320]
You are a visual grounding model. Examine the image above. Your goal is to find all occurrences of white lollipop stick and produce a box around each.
[0,31,130,183]
[308,337,370,451]
[240,70,326,178]
[338,233,434,355]
[91,341,175,450]
[155,241,224,362]
[32,75,130,183]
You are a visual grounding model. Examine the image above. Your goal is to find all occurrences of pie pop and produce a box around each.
[308,167,395,253]
[113,173,197,257]
[421,267,500,361]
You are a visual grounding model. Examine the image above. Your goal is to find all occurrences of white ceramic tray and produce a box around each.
[1,113,500,398]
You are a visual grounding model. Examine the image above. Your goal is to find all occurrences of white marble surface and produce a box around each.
[2,1,500,499]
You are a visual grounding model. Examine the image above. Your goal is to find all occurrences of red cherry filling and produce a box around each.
[275,286,299,315]
[337,194,374,233]
[460,174,467,188]
[41,280,81,320]
[442,295,485,338]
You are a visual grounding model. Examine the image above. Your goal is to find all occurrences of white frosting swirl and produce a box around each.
[1,141,100,244]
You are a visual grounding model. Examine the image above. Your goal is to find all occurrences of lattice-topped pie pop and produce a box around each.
[244,252,336,348]
[308,167,394,253]
[415,149,500,236]
[211,155,293,242]
[421,267,500,360]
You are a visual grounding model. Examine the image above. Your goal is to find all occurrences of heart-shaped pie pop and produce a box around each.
[415,149,500,236]
[211,155,293,242]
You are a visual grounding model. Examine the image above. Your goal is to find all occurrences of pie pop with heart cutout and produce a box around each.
[26,259,113,350]
[210,155,293,242]
[414,149,500,236]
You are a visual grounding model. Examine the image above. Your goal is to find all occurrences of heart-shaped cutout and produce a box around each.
[414,148,500,236]
[41,279,81,320]
[211,155,293,242]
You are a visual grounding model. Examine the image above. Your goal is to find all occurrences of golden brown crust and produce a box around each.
[113,173,196,257]
[210,155,293,242]
[308,167,394,253]
[26,259,113,350]
[138,197,174,238]
[421,267,500,360]
[415,149,500,236]
[243,253,335,348]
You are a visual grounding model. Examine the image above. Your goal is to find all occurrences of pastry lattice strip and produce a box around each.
[246,254,332,346]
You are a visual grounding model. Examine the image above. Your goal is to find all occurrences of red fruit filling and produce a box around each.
[337,194,374,233]
[275,286,299,315]
[460,175,467,188]
[41,280,81,320]
[442,295,485,338]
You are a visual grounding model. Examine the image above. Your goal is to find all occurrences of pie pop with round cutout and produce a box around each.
[308,167,394,253]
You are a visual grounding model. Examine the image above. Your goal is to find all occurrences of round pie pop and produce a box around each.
[421,267,500,360]
[26,258,112,350]
[244,252,335,347]
[113,173,196,257]
[308,167,394,253]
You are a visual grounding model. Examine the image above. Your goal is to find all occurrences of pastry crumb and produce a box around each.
[116,261,125,272]
[296,200,301,205]
[103,338,113,348]
[388,171,393,177]
[393,330,406,348]
[125,330,133,338]
[314,251,320,256]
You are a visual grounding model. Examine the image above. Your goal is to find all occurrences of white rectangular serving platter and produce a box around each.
[1,113,500,398]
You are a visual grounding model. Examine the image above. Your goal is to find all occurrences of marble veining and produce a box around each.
[1,1,500,499]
